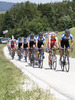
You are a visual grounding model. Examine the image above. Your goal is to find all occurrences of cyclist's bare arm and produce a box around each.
[59,39,62,47]
[56,37,59,48]
[28,42,30,48]
[48,36,51,49]
[36,41,38,47]
[44,41,47,47]
[71,40,73,47]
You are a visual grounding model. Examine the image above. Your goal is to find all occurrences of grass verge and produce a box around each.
[0,44,67,100]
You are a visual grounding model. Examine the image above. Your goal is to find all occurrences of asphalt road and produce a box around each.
[4,47,75,100]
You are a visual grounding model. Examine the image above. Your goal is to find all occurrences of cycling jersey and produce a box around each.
[37,36,46,48]
[17,40,22,49]
[28,37,37,47]
[60,33,73,41]
[60,33,73,48]
[48,36,58,48]
[23,41,28,49]
[10,41,16,48]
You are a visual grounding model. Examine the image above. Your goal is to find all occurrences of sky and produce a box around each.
[0,0,63,4]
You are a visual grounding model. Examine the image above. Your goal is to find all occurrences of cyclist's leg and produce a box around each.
[29,48,31,60]
[60,40,64,60]
[41,44,44,59]
[33,44,36,52]
[36,43,40,61]
[53,45,57,54]
[23,48,25,56]
[65,41,70,61]
[49,50,52,64]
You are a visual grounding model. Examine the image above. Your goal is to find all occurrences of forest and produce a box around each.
[0,0,75,38]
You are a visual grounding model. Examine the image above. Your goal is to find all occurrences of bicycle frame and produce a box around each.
[49,48,58,70]
[60,48,70,72]
[38,48,43,68]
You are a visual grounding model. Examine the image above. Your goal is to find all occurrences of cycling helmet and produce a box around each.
[19,37,22,41]
[65,29,70,34]
[24,37,27,41]
[39,32,43,36]
[30,33,34,38]
[12,39,14,41]
[51,32,56,36]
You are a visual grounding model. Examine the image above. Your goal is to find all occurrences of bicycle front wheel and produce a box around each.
[12,51,15,60]
[53,61,57,70]
[66,62,70,72]
[61,61,64,71]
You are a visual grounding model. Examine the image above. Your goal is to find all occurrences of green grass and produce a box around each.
[0,44,65,100]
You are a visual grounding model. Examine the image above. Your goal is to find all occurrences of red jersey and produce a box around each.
[11,41,15,48]
[48,36,58,48]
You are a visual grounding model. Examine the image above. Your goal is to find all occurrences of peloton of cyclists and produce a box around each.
[8,29,73,67]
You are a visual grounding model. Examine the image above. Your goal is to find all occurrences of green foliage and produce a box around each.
[0,1,75,38]
[58,15,72,31]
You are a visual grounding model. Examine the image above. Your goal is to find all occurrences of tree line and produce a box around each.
[0,0,75,38]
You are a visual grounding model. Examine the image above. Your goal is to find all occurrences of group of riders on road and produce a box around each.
[7,29,73,66]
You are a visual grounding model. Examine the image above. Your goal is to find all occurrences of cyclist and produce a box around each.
[36,32,47,60]
[10,39,16,57]
[17,37,23,58]
[22,37,28,57]
[48,32,59,64]
[28,33,37,60]
[7,38,11,53]
[59,29,73,64]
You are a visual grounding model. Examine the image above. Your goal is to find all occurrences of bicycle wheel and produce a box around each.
[32,59,35,68]
[19,52,21,61]
[61,61,64,71]
[40,59,43,69]
[25,52,27,62]
[53,61,57,70]
[65,62,70,72]
[53,56,57,70]
[49,60,52,69]
[12,51,15,60]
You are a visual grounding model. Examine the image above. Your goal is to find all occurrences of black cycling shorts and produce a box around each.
[38,43,44,48]
[30,41,35,48]
[61,40,70,48]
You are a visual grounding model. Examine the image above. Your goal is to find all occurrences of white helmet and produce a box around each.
[51,32,56,36]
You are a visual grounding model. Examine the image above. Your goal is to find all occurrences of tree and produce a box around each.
[58,15,72,31]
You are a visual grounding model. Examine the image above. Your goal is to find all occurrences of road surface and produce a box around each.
[4,47,75,100]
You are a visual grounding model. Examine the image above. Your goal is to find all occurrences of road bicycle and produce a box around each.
[11,48,15,60]
[60,48,72,72]
[24,48,28,62]
[49,48,58,70]
[18,48,22,61]
[38,48,44,69]
[30,47,36,68]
